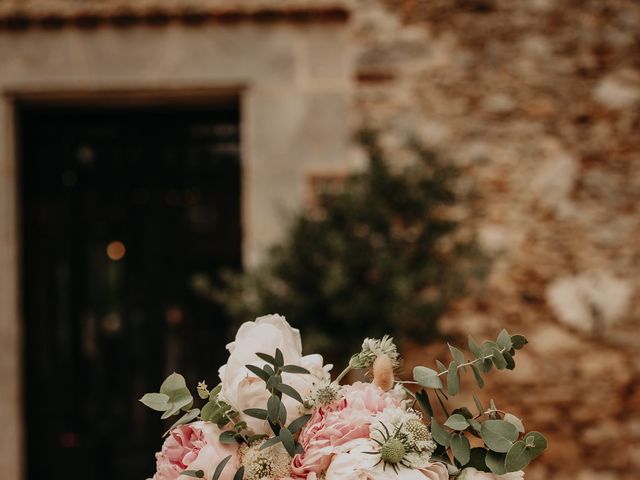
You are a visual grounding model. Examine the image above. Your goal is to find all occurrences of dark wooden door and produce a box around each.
[19,101,241,480]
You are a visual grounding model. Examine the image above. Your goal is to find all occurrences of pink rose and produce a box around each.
[150,421,240,480]
[292,382,404,479]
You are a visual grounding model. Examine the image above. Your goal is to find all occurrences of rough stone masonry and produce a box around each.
[349,1,640,479]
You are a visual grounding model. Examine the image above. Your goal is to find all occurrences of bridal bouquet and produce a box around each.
[141,315,546,480]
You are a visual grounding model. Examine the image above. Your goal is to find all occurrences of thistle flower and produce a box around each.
[349,335,400,370]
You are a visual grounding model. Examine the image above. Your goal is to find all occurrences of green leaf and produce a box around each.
[280,365,311,374]
[451,434,471,464]
[444,414,469,431]
[288,414,311,434]
[275,348,284,368]
[181,470,205,478]
[413,366,444,389]
[279,427,296,456]
[160,373,188,396]
[416,390,433,417]
[212,455,232,480]
[452,407,473,419]
[166,408,200,433]
[435,389,450,417]
[278,398,287,425]
[448,344,465,364]
[447,361,460,396]
[259,436,282,450]
[275,383,303,403]
[256,352,276,365]
[505,441,533,472]
[243,408,268,420]
[485,451,507,475]
[503,351,516,370]
[267,395,282,423]
[503,413,524,433]
[139,393,170,411]
[233,466,244,480]
[435,360,448,373]
[490,349,507,370]
[470,364,484,388]
[219,430,237,444]
[468,336,483,358]
[266,375,282,391]
[472,393,484,416]
[468,418,482,433]
[466,448,488,470]
[496,329,512,350]
[511,335,528,350]
[430,417,452,447]
[481,420,518,453]
[522,431,547,459]
[480,358,493,373]
[246,365,271,383]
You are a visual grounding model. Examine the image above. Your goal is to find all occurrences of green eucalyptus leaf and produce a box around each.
[503,413,524,433]
[246,365,271,383]
[470,364,485,388]
[448,344,465,364]
[243,408,268,420]
[485,451,507,475]
[430,417,452,447]
[212,455,232,480]
[472,394,484,416]
[523,431,548,459]
[468,418,482,433]
[274,349,284,368]
[416,389,433,417]
[259,436,282,450]
[481,420,518,453]
[166,408,200,433]
[288,414,311,434]
[490,349,507,370]
[139,393,170,412]
[256,352,276,365]
[511,335,528,350]
[444,414,469,431]
[468,336,483,358]
[465,448,488,470]
[219,430,237,445]
[447,361,460,396]
[267,395,281,423]
[275,383,303,403]
[280,365,311,374]
[503,351,516,370]
[233,466,244,480]
[505,441,532,472]
[414,366,444,389]
[160,373,188,396]
[181,470,205,478]
[451,434,471,464]
[496,329,512,350]
[279,427,296,457]
[435,360,448,373]
[452,407,473,419]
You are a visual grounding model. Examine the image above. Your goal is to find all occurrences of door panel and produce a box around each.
[19,102,241,480]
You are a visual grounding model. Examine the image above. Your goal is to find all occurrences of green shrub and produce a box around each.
[216,133,489,365]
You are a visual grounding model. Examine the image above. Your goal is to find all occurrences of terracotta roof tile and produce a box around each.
[0,0,350,27]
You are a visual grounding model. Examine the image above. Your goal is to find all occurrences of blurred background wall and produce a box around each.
[0,1,638,480]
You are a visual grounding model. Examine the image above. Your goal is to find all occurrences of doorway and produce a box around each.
[19,99,242,480]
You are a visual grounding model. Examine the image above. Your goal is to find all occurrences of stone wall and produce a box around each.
[349,1,640,478]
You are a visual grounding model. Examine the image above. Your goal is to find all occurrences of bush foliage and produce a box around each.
[217,133,489,363]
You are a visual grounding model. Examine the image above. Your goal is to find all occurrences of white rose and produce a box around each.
[219,314,330,434]
[325,439,448,480]
[458,468,524,480]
